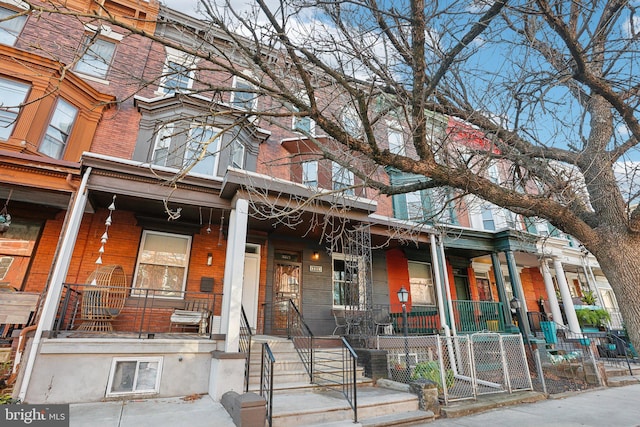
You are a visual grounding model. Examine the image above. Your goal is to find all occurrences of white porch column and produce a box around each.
[429,234,449,333]
[221,197,249,353]
[553,258,581,334]
[18,167,92,401]
[540,259,564,327]
[438,235,456,336]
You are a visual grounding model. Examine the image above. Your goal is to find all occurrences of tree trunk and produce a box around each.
[592,233,640,355]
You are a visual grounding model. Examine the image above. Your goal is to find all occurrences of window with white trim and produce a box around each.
[291,94,315,135]
[408,261,435,306]
[75,36,117,79]
[132,231,191,298]
[332,254,363,307]
[0,77,30,141]
[0,6,27,46]
[151,123,174,167]
[388,124,405,155]
[38,98,78,159]
[230,139,245,169]
[160,61,194,94]
[481,204,496,231]
[302,160,318,187]
[106,357,163,397]
[332,161,354,195]
[230,76,257,110]
[341,106,362,138]
[184,125,221,176]
[406,191,424,220]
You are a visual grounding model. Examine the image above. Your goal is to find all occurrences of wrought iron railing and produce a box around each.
[287,299,314,382]
[54,283,222,338]
[451,300,504,333]
[260,342,275,427]
[389,306,440,335]
[239,306,253,392]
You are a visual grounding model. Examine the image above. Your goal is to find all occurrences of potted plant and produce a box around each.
[575,307,611,332]
[390,362,410,383]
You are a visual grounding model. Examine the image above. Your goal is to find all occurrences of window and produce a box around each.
[332,162,354,195]
[38,98,78,159]
[0,77,30,141]
[388,125,405,155]
[408,261,435,306]
[133,231,191,298]
[341,106,362,137]
[333,254,362,307]
[406,191,424,220]
[230,139,245,169]
[230,76,257,110]
[106,357,162,397]
[151,124,175,167]
[481,205,496,231]
[0,256,13,280]
[184,125,221,176]
[292,94,315,135]
[302,161,318,187]
[0,6,27,46]
[75,36,116,79]
[160,60,194,95]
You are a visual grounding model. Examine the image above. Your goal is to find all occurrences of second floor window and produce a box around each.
[160,60,194,95]
[481,204,496,231]
[39,98,78,159]
[302,161,318,187]
[230,139,245,169]
[0,6,27,46]
[230,76,257,111]
[388,126,405,155]
[75,36,116,79]
[0,77,30,141]
[332,162,354,195]
[183,126,221,176]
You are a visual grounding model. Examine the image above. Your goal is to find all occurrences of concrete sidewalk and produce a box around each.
[70,395,235,427]
[427,383,640,427]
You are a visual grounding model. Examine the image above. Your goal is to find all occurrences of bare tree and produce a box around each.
[14,0,640,350]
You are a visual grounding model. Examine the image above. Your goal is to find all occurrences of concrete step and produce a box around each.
[306,410,434,427]
[270,386,423,427]
[606,375,640,387]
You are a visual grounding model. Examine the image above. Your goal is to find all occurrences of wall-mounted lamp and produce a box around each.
[311,251,320,261]
[207,253,213,266]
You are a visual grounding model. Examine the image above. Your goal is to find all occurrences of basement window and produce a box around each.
[106,357,163,397]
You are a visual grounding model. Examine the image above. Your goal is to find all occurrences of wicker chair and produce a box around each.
[78,265,128,332]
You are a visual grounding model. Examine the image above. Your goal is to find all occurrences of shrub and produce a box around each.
[575,307,610,327]
[410,361,454,391]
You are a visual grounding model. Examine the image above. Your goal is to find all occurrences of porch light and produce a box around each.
[312,251,320,261]
[207,253,213,266]
[510,297,521,310]
[397,286,409,304]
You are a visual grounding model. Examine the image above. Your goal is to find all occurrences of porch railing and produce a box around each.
[451,300,504,333]
[260,342,275,427]
[240,306,253,392]
[54,283,222,338]
[287,299,314,381]
[389,306,440,335]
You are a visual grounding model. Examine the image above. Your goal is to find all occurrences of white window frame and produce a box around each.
[332,253,365,308]
[106,357,163,397]
[184,125,221,176]
[151,123,174,167]
[341,106,362,138]
[230,139,245,169]
[302,160,318,188]
[0,76,30,141]
[38,98,78,159]
[406,191,424,221]
[230,75,258,111]
[74,34,117,80]
[0,5,28,46]
[291,93,315,135]
[387,122,405,155]
[332,161,355,195]
[158,47,196,95]
[132,230,192,298]
[481,204,496,231]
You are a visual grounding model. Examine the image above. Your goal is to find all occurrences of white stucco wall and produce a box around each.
[23,338,223,404]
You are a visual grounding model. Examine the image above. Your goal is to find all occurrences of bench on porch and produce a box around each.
[170,299,215,335]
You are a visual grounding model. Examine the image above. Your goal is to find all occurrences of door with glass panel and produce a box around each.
[272,252,301,335]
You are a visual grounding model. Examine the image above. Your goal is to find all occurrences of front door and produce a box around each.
[272,253,301,335]
[242,244,260,332]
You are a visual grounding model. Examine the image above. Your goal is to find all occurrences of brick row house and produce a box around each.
[0,0,622,404]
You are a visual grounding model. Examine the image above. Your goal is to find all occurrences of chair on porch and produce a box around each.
[78,265,128,332]
[374,307,393,335]
[170,299,213,335]
[332,310,348,335]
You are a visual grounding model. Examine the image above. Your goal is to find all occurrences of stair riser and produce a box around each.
[272,399,419,427]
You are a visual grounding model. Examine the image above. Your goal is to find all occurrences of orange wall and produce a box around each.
[385,248,410,312]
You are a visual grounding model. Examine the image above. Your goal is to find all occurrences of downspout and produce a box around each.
[6,325,37,386]
[17,167,92,402]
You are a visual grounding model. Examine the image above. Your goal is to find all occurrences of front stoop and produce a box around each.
[604,365,640,387]
[272,386,433,427]
[440,391,547,418]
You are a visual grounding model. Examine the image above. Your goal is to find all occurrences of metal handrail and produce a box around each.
[260,343,275,427]
[287,299,314,382]
[239,306,253,392]
[342,337,359,423]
